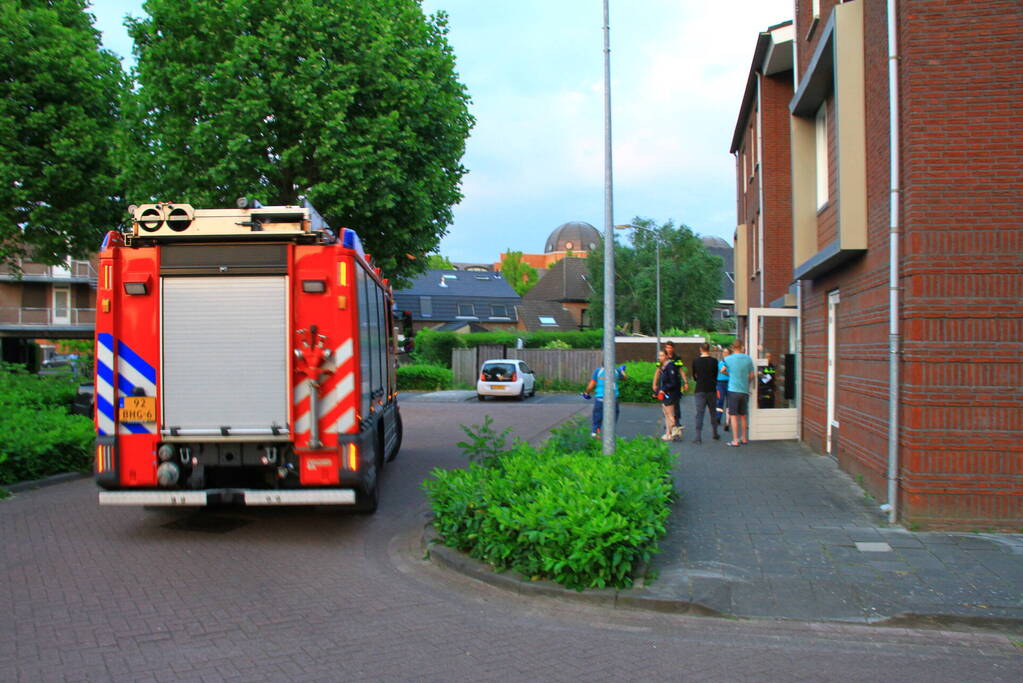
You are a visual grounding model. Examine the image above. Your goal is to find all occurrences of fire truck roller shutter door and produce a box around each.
[162,276,288,433]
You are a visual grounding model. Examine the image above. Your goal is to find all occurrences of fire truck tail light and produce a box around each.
[346,443,357,471]
[338,262,348,286]
[302,280,326,293]
[96,444,112,473]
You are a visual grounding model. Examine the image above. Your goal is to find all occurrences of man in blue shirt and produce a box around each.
[583,365,628,437]
[722,340,755,446]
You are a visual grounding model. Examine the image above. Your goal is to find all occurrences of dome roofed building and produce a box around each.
[545,221,601,254]
[496,220,602,273]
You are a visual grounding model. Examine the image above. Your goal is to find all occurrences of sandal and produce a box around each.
[726,442,741,447]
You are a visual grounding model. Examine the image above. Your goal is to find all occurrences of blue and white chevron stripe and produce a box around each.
[96,333,158,436]
[96,333,116,436]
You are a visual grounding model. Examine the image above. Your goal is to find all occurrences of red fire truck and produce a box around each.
[94,199,402,512]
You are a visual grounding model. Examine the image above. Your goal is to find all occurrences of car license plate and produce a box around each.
[120,396,156,422]
[490,384,504,390]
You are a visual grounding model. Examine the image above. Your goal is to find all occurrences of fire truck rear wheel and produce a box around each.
[387,410,403,462]
[355,434,383,514]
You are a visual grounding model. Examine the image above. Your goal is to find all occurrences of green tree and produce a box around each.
[0,0,125,267]
[587,217,722,332]
[426,253,454,269]
[500,250,538,296]
[120,0,474,283]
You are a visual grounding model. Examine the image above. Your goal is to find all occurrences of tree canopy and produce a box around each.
[587,217,722,333]
[426,253,454,269]
[120,0,474,283]
[0,0,125,267]
[500,250,538,296]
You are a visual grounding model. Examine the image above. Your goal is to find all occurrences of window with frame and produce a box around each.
[357,266,371,418]
[490,304,508,318]
[815,103,829,209]
[456,302,475,317]
[420,295,432,317]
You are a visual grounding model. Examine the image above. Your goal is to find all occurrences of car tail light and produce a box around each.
[510,373,517,382]
[480,372,485,381]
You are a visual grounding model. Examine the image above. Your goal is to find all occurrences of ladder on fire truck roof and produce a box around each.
[124,197,357,248]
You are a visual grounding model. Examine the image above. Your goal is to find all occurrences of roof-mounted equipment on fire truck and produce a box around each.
[126,197,335,243]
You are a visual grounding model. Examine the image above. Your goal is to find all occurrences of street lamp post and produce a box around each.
[616,224,661,360]
[601,0,616,455]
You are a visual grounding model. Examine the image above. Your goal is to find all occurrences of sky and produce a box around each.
[87,0,794,262]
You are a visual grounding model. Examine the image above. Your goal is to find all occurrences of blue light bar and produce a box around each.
[341,228,365,258]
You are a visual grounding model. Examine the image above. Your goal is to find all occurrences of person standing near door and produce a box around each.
[691,343,719,443]
[722,340,755,446]
[716,347,731,431]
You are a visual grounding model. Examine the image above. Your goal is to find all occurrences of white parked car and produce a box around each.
[476,359,536,401]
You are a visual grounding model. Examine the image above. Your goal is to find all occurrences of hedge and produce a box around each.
[412,329,604,367]
[396,364,453,391]
[0,363,94,485]
[424,418,675,590]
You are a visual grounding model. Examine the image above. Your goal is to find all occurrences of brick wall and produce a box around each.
[761,72,794,306]
[798,0,1023,527]
[897,0,1023,526]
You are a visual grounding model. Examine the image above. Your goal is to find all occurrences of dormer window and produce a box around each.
[457,303,475,317]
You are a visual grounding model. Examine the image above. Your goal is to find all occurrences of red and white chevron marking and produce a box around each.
[294,338,356,447]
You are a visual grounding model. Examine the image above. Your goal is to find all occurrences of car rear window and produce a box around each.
[481,363,516,381]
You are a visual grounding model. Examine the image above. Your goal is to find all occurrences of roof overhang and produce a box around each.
[730,21,794,154]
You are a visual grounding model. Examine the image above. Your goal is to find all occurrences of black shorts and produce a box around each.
[660,391,680,407]
[727,392,749,416]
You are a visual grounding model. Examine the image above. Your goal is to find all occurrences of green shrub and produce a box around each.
[412,329,604,368]
[0,363,94,485]
[410,329,466,367]
[424,420,675,591]
[396,364,453,391]
[541,339,571,350]
[536,377,585,394]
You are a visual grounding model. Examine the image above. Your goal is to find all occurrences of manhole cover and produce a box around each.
[162,514,251,534]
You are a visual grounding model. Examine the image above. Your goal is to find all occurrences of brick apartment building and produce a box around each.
[0,257,97,365]
[733,0,1022,527]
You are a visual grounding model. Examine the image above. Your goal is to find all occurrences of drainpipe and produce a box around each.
[884,0,902,524]
[756,72,766,312]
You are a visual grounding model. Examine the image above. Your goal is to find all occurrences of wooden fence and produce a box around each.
[452,347,602,386]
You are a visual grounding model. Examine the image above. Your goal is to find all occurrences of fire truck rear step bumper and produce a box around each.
[99,489,357,506]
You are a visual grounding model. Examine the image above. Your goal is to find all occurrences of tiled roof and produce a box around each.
[393,269,521,323]
[515,301,578,332]
[523,257,592,303]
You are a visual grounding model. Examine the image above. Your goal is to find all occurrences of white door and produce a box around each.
[748,307,799,440]
[826,290,840,453]
[52,286,70,324]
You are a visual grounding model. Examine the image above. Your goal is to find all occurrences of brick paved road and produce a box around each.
[2,397,1021,681]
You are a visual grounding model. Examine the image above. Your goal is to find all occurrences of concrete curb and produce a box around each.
[4,471,89,494]
[422,523,724,617]
[422,524,1023,632]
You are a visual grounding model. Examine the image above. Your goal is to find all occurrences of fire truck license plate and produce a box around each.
[120,396,156,422]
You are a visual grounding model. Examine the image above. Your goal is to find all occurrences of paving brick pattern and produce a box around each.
[622,400,1023,625]
[1,395,1021,681]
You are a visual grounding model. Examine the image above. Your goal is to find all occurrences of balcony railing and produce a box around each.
[0,307,96,326]
[0,259,98,281]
